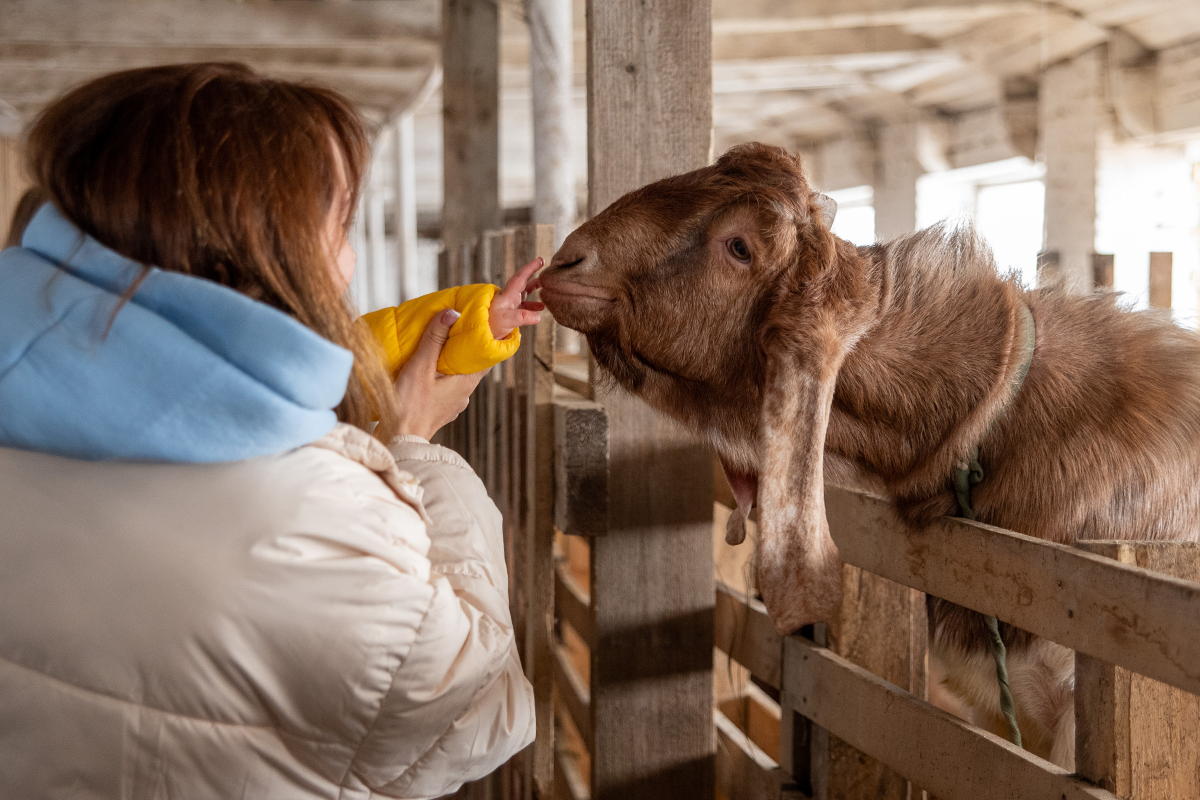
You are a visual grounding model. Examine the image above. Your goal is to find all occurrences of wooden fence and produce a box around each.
[713,486,1200,800]
[441,227,1197,800]
[439,223,559,800]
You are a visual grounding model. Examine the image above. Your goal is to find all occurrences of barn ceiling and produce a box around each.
[2,0,1199,157]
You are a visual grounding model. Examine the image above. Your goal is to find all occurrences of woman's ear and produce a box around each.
[755,319,846,635]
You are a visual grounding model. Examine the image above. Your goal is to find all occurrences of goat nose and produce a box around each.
[549,248,591,271]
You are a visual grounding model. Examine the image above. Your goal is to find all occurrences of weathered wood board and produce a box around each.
[782,636,1120,800]
[1075,541,1200,800]
[824,486,1200,697]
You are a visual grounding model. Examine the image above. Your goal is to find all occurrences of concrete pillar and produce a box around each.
[366,129,391,312]
[874,120,921,241]
[1040,47,1101,294]
[394,111,419,303]
[529,0,576,249]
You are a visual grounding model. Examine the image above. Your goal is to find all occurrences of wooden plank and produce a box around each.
[1092,252,1114,290]
[554,644,593,753]
[823,565,924,800]
[553,396,608,538]
[516,223,558,798]
[715,582,782,690]
[585,0,714,797]
[1148,252,1172,309]
[1075,542,1200,799]
[556,748,591,800]
[556,562,593,646]
[714,707,794,800]
[553,360,592,398]
[825,486,1200,696]
[781,637,1121,800]
[442,0,499,258]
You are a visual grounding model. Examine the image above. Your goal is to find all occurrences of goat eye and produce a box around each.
[728,238,751,263]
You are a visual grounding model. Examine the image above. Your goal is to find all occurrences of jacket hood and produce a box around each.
[0,203,354,462]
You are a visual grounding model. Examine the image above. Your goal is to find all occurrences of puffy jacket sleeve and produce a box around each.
[346,435,534,798]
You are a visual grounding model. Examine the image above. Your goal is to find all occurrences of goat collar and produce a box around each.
[953,301,1036,521]
[952,300,1035,752]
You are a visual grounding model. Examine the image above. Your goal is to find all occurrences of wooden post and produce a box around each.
[1074,542,1200,798]
[1093,253,1115,291]
[873,120,921,242]
[818,572,927,800]
[585,2,714,799]
[515,224,558,799]
[529,0,576,249]
[1149,252,1172,309]
[1040,46,1101,294]
[1037,250,1061,289]
[442,0,500,272]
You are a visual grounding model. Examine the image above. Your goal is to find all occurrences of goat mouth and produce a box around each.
[538,279,616,303]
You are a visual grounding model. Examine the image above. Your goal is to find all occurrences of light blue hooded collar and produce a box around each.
[0,203,355,462]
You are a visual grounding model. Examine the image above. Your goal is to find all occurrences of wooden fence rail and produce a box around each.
[714,484,1200,800]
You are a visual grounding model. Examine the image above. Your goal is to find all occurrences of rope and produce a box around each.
[951,303,1036,749]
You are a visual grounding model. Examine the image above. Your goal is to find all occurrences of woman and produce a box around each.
[0,63,536,798]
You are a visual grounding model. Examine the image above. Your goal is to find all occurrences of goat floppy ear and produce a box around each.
[756,321,845,635]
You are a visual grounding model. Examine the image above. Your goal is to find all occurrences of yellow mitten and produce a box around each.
[362,284,521,378]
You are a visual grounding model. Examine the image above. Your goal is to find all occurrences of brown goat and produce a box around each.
[539,142,1200,765]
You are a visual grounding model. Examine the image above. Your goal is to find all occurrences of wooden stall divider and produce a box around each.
[1148,252,1172,309]
[1093,253,1115,290]
[1074,541,1200,799]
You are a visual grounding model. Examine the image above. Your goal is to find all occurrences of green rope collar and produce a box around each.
[952,302,1036,749]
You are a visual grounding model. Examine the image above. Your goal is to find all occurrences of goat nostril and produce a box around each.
[559,257,585,270]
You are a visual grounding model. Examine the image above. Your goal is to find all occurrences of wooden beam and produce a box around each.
[553,396,608,538]
[441,0,500,263]
[556,562,593,646]
[782,637,1120,800]
[712,0,1033,33]
[516,224,559,798]
[714,708,797,800]
[1159,38,1200,135]
[1074,542,1200,797]
[554,643,593,752]
[713,27,937,62]
[1092,253,1115,291]
[824,486,1200,697]
[586,1,714,798]
[715,582,782,691]
[0,0,437,46]
[1149,252,1173,309]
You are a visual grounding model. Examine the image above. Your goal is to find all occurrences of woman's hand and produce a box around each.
[394,309,486,440]
[489,257,545,341]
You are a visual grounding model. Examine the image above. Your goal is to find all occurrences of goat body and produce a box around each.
[539,143,1200,766]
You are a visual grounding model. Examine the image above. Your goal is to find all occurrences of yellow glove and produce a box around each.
[362,284,521,378]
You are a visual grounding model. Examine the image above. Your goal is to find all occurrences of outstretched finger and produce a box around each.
[499,257,544,306]
[519,300,545,311]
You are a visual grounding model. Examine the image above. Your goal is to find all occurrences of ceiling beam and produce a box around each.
[712,0,1034,34]
[0,0,438,47]
[713,27,939,61]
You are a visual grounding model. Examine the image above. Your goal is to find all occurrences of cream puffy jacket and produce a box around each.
[0,424,535,799]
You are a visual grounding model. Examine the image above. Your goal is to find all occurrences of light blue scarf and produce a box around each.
[0,204,354,462]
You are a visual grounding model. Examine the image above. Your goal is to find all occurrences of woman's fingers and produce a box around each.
[411,308,460,372]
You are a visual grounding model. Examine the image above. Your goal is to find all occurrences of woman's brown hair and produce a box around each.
[25,62,399,440]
